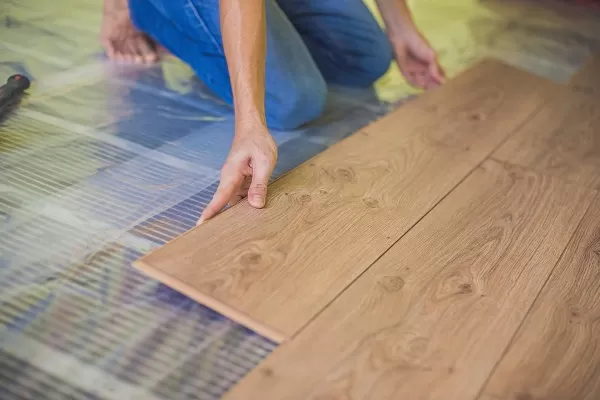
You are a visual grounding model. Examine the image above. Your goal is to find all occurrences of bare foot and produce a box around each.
[100,0,160,64]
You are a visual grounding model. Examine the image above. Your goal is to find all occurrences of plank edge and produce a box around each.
[132,259,287,344]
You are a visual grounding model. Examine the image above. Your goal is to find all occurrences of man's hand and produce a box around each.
[198,126,277,224]
[197,0,271,224]
[375,0,445,90]
[101,0,161,64]
[391,28,445,90]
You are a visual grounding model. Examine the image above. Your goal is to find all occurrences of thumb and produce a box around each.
[248,159,272,208]
[415,42,435,62]
[407,32,435,62]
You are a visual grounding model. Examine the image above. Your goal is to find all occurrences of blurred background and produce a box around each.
[0,0,599,398]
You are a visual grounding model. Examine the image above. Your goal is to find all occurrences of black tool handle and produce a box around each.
[0,74,31,111]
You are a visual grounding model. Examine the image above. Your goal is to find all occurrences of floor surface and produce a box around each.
[1,0,599,399]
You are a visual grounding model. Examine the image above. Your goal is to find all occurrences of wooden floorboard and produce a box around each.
[570,53,600,95]
[479,194,600,400]
[225,158,595,400]
[493,86,600,190]
[134,59,554,342]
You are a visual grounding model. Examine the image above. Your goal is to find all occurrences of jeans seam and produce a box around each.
[185,0,223,54]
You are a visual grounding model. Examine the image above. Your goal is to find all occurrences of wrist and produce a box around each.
[103,0,128,14]
[386,20,418,45]
[235,111,268,138]
[376,0,416,42]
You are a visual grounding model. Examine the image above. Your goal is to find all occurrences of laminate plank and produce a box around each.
[135,59,554,342]
[225,159,596,400]
[479,195,600,400]
[570,53,600,95]
[226,160,594,400]
[493,86,600,190]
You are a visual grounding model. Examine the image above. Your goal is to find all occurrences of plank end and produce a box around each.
[132,258,288,344]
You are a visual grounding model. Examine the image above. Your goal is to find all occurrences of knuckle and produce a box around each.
[269,143,278,156]
[220,167,237,180]
[262,148,277,161]
[255,154,272,166]
[219,167,230,178]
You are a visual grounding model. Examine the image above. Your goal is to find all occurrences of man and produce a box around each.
[101,0,444,224]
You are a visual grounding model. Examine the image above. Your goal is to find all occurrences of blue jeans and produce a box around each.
[129,0,393,130]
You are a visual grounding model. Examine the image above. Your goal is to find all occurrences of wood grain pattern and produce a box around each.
[570,53,600,95]
[493,87,600,190]
[479,194,600,400]
[225,159,595,400]
[135,59,554,342]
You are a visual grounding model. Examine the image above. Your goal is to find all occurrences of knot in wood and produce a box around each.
[300,194,312,203]
[470,112,485,121]
[362,197,379,208]
[571,310,580,317]
[458,283,473,294]
[335,167,356,183]
[379,276,405,292]
[241,252,262,265]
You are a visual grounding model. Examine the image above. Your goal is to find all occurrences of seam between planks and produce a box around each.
[136,59,525,264]
[289,92,555,340]
[472,190,599,400]
[137,63,562,345]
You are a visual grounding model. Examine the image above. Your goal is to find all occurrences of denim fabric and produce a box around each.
[129,0,393,129]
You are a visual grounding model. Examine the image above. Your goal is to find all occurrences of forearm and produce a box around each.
[103,0,128,15]
[220,0,267,134]
[375,0,416,40]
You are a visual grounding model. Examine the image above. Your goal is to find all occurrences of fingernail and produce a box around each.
[251,195,265,207]
[196,217,204,226]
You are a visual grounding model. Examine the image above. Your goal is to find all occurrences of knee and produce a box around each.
[265,75,327,130]
[128,0,146,29]
[327,33,394,88]
[365,38,394,84]
[349,38,394,87]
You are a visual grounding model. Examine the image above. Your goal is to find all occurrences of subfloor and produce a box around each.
[0,0,599,399]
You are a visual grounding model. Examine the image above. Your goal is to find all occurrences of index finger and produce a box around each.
[429,61,446,85]
[197,174,243,225]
